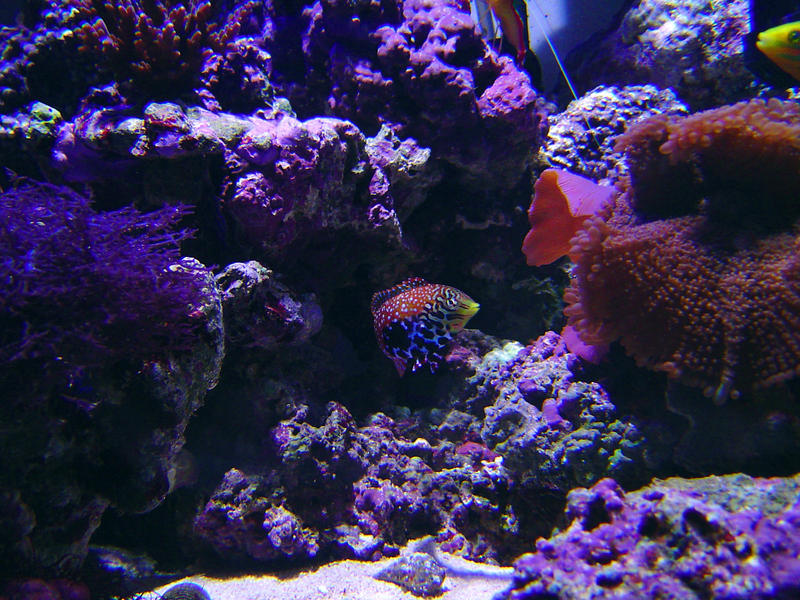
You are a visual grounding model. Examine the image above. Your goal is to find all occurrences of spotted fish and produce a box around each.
[371,277,480,376]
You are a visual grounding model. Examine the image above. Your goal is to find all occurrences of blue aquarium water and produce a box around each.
[1,1,800,599]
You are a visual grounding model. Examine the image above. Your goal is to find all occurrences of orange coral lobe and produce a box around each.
[565,99,800,400]
[522,169,615,267]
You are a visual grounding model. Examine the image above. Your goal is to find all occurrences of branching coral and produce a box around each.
[72,0,257,95]
[0,180,204,380]
[563,98,800,402]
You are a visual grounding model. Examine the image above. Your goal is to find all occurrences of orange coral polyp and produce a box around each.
[564,98,800,401]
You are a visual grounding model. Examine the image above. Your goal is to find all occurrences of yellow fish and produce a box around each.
[756,21,800,81]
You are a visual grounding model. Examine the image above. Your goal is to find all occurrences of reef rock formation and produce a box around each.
[465,332,648,492]
[497,474,800,600]
[0,182,224,577]
[193,400,519,563]
[569,0,752,110]
[216,261,323,350]
[265,0,547,191]
[540,85,687,182]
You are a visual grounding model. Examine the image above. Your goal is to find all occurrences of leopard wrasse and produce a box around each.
[371,277,479,376]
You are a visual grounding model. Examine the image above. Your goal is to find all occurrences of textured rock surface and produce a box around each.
[193,400,520,563]
[222,114,404,264]
[265,0,548,192]
[0,257,223,578]
[374,552,446,597]
[466,332,648,491]
[216,261,323,350]
[497,474,800,599]
[540,85,688,182]
[570,0,753,110]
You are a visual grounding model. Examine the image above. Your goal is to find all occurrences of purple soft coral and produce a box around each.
[0,181,204,380]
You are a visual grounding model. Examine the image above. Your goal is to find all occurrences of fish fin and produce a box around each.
[393,357,407,376]
[488,0,527,64]
[370,277,429,314]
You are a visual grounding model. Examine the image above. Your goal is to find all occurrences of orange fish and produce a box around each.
[488,0,527,64]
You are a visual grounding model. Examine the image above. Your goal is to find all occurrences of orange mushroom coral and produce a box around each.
[521,168,615,267]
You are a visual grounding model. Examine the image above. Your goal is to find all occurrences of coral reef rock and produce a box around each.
[266,0,547,192]
[570,0,753,110]
[497,474,800,600]
[540,85,687,182]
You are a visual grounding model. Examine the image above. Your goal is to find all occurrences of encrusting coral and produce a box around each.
[563,98,800,402]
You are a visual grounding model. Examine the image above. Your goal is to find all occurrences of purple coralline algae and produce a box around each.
[215,261,323,350]
[365,125,441,221]
[468,332,647,492]
[193,331,656,567]
[223,113,404,262]
[50,99,415,270]
[194,400,519,563]
[571,0,753,110]
[540,85,688,182]
[52,98,249,180]
[268,0,547,191]
[498,474,800,600]
[194,468,321,561]
[197,34,276,113]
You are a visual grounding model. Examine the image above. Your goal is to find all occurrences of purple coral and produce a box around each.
[194,401,520,564]
[267,0,546,190]
[499,475,800,600]
[462,332,647,492]
[501,475,800,600]
[222,114,403,263]
[0,181,204,381]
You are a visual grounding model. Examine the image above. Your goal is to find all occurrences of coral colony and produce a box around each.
[1,1,800,599]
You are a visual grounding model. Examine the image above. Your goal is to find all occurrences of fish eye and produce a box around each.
[790,30,800,46]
